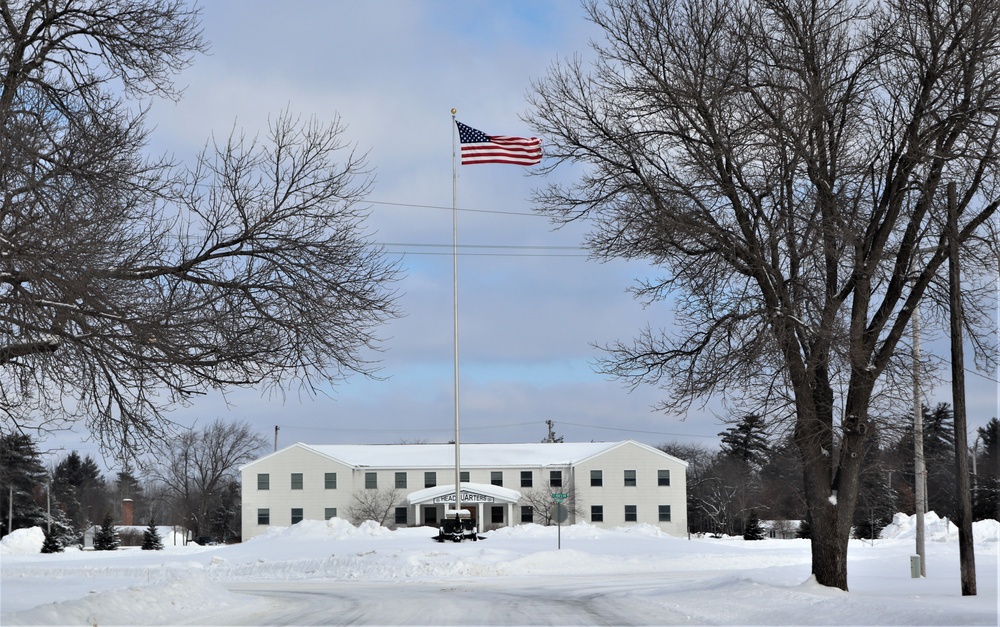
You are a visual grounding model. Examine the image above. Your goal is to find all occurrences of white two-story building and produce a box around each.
[239,440,687,540]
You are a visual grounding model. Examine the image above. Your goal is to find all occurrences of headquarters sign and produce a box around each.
[433,491,495,504]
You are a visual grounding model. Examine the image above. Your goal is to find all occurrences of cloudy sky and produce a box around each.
[48,1,997,462]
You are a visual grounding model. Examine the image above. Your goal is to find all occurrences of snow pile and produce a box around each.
[2,515,997,625]
[4,570,268,626]
[881,512,1000,544]
[0,527,44,555]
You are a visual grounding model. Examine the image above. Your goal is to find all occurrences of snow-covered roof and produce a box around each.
[405,482,522,505]
[241,440,688,471]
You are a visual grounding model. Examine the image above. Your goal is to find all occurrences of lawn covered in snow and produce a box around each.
[1,513,996,625]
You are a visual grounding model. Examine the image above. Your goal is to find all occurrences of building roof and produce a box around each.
[242,440,687,470]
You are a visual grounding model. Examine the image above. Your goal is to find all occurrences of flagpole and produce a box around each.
[451,108,462,515]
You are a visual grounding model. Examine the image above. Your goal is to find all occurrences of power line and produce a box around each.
[559,421,720,438]
[369,199,544,217]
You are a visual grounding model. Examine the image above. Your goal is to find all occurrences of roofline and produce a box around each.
[239,439,688,470]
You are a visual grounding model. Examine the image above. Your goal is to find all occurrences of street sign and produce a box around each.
[551,493,568,501]
[551,503,569,524]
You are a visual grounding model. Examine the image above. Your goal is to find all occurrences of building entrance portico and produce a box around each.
[405,483,521,532]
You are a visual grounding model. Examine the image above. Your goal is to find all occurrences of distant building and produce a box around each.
[239,440,687,540]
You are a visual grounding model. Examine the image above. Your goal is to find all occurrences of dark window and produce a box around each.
[624,469,636,487]
[659,505,672,522]
[625,505,637,522]
[325,472,337,489]
[257,474,269,490]
[520,471,533,488]
[550,470,563,487]
[257,508,269,525]
[590,470,603,487]
[460,471,470,482]
[520,506,533,523]
[424,508,438,526]
[291,508,303,524]
[424,472,436,488]
[491,471,503,487]
[395,507,408,525]
[591,505,604,522]
[395,472,407,489]
[491,506,504,524]
[291,473,303,490]
[658,469,670,487]
[324,507,337,520]
[365,472,378,489]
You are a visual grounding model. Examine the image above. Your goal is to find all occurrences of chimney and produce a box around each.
[121,499,134,527]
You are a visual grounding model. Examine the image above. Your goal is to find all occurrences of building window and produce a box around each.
[424,472,436,488]
[365,472,378,489]
[625,505,637,522]
[550,470,562,487]
[257,508,270,525]
[491,506,504,524]
[521,506,533,523]
[325,472,337,489]
[460,471,470,482]
[395,472,407,489]
[591,505,604,522]
[291,508,303,524]
[624,469,636,487]
[257,474,269,490]
[590,469,603,487]
[520,471,533,488]
[291,473,303,490]
[658,469,670,487]
[324,507,337,520]
[491,471,503,487]
[659,505,672,522]
[395,507,408,525]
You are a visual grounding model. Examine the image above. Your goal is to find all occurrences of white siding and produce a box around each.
[240,440,688,540]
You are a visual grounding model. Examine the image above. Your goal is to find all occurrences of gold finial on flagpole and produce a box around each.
[451,108,457,115]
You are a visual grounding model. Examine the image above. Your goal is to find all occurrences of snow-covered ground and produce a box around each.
[1,513,996,625]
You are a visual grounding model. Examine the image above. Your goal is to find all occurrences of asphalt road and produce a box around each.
[187,576,704,625]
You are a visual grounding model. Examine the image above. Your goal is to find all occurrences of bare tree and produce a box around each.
[518,481,582,525]
[145,419,267,539]
[347,487,401,527]
[527,0,999,590]
[0,0,399,458]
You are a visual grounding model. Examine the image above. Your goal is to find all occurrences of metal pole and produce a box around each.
[911,257,927,577]
[274,425,279,452]
[451,109,461,514]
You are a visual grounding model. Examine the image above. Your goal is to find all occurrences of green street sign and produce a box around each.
[551,493,568,501]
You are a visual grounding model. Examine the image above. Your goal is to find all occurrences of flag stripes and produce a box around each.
[456,121,542,166]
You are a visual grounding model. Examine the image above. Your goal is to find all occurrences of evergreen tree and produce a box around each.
[41,527,64,553]
[141,519,163,550]
[853,433,896,539]
[52,451,110,538]
[0,433,56,537]
[743,510,766,541]
[719,414,770,468]
[796,518,811,539]
[93,513,119,551]
[973,418,1000,521]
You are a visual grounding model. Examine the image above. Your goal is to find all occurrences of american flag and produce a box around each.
[456,121,542,166]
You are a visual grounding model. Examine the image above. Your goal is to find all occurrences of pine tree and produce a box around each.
[41,527,64,553]
[141,519,163,550]
[94,513,119,550]
[743,509,766,540]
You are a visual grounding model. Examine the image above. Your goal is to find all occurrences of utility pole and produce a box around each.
[947,181,976,595]
[910,257,927,577]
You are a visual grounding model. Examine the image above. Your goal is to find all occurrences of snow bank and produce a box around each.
[2,570,267,626]
[881,512,1000,545]
[0,527,44,555]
